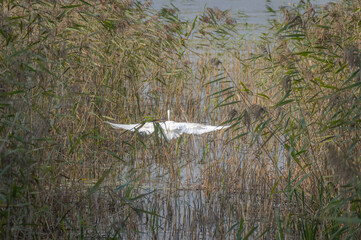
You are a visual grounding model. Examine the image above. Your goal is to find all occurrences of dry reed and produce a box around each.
[1,0,361,239]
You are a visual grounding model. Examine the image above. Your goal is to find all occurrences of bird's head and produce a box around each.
[167,109,171,121]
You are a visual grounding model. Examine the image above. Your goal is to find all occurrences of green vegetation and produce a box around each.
[0,0,360,238]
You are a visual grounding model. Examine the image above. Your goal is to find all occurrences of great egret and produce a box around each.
[104,110,230,140]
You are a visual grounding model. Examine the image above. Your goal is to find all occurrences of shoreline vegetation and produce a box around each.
[1,0,360,238]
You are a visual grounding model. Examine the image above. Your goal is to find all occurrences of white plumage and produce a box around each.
[104,110,229,140]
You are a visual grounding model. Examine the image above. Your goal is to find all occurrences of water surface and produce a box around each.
[152,0,336,27]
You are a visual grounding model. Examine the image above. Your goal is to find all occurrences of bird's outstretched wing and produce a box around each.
[181,123,229,135]
[104,121,155,134]
[164,121,229,136]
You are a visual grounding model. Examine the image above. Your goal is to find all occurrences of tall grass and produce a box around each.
[0,0,194,238]
[220,0,361,238]
[1,0,360,239]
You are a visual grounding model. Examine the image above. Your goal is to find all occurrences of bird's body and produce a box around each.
[104,120,229,140]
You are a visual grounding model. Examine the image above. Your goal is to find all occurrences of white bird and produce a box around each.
[104,110,230,140]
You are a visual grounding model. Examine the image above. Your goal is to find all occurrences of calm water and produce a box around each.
[152,0,336,27]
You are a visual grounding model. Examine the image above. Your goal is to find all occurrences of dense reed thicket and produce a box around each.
[230,0,361,238]
[0,1,195,238]
[0,0,360,239]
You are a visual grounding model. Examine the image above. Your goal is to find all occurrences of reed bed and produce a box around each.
[1,0,360,239]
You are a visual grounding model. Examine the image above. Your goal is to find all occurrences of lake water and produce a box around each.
[152,0,336,27]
